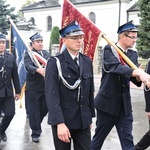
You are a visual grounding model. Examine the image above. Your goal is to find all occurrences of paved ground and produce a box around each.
[0,74,150,150]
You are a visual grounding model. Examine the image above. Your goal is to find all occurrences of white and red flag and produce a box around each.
[31,51,47,67]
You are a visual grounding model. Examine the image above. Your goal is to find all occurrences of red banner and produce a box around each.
[61,0,101,61]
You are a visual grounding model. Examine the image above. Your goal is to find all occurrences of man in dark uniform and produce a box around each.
[0,33,21,142]
[45,20,95,150]
[24,32,50,143]
[91,21,150,150]
[135,60,150,150]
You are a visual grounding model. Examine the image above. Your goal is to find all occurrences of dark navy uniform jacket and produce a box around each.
[94,44,142,116]
[45,49,95,130]
[0,51,21,97]
[144,60,150,112]
[24,49,50,92]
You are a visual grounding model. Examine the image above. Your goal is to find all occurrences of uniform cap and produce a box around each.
[117,20,138,34]
[0,34,6,41]
[59,20,84,38]
[29,32,43,42]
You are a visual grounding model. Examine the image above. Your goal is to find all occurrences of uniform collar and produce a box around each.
[116,43,128,53]
[33,49,43,56]
[0,52,4,56]
[68,51,79,60]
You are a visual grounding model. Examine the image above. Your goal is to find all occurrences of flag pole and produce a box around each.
[102,34,138,69]
[9,24,12,53]
[92,33,103,65]
[19,83,26,108]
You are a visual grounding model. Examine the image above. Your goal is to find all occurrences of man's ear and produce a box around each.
[62,38,67,44]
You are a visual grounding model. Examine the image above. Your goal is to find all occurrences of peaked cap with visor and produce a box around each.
[59,20,84,37]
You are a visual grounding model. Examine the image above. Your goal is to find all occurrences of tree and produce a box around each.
[17,0,35,19]
[136,0,150,59]
[22,0,35,7]
[49,26,60,54]
[0,0,18,34]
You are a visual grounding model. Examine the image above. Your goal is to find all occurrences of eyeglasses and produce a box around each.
[66,35,84,41]
[125,34,138,40]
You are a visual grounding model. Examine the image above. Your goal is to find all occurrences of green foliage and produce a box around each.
[49,26,60,53]
[138,59,148,69]
[18,0,35,19]
[22,0,35,8]
[0,0,18,34]
[136,0,150,59]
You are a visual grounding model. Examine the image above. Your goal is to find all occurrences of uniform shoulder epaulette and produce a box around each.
[5,51,10,54]
[80,52,87,57]
[128,49,137,53]
[42,49,49,52]
[80,53,92,61]
[55,53,62,57]
[6,51,13,57]
[49,53,62,60]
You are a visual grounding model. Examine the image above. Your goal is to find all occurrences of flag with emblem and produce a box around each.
[10,24,27,89]
[61,0,102,61]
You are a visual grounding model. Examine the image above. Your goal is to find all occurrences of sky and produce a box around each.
[6,0,40,12]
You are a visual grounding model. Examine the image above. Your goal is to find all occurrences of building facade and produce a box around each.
[20,0,139,50]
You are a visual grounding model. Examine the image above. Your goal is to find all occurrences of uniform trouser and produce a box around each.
[91,110,135,150]
[27,90,48,138]
[52,126,91,150]
[0,96,15,133]
[135,129,150,150]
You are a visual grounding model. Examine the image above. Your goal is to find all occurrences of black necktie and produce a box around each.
[38,52,42,56]
[74,57,80,74]
[0,55,4,72]
[0,54,4,58]
[0,54,4,62]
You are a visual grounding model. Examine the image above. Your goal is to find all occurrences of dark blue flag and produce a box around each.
[11,25,27,89]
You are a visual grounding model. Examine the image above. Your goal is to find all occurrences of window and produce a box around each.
[47,16,52,31]
[28,17,35,25]
[89,12,96,24]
